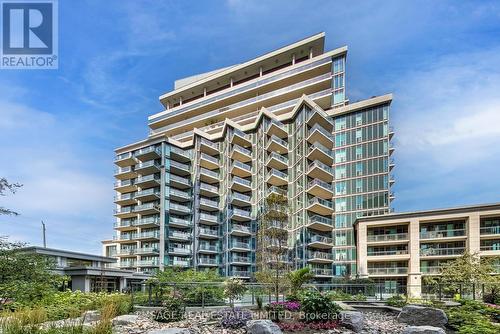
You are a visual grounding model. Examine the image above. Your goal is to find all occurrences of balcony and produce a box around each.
[367,249,409,257]
[266,169,288,186]
[480,240,500,252]
[267,186,287,197]
[368,267,408,276]
[169,216,192,228]
[307,142,333,165]
[114,193,136,206]
[199,197,219,211]
[134,188,160,201]
[420,229,466,240]
[137,259,160,267]
[114,206,136,219]
[307,251,334,263]
[170,146,191,162]
[266,152,288,170]
[136,216,160,228]
[306,179,333,199]
[114,233,138,242]
[198,257,218,266]
[266,135,288,153]
[231,129,251,147]
[170,160,190,176]
[231,192,251,207]
[367,233,409,243]
[114,179,136,193]
[307,124,333,149]
[307,160,333,182]
[310,268,334,277]
[200,182,219,197]
[134,203,160,215]
[420,266,444,275]
[230,241,251,252]
[230,208,252,222]
[117,248,137,256]
[200,153,219,170]
[114,166,136,180]
[266,118,287,138]
[168,258,191,267]
[114,219,136,230]
[230,270,251,278]
[135,161,160,175]
[135,146,161,161]
[480,226,500,237]
[168,246,191,255]
[307,197,334,215]
[420,247,465,257]
[120,261,137,268]
[230,176,252,192]
[200,167,219,184]
[306,109,333,132]
[231,161,252,178]
[199,243,218,253]
[115,152,137,167]
[231,144,252,163]
[230,256,252,265]
[169,188,190,202]
[169,174,190,189]
[135,175,160,188]
[199,212,218,225]
[168,231,191,242]
[231,224,252,236]
[136,247,159,255]
[306,215,333,232]
[200,138,220,155]
[308,235,333,249]
[199,227,219,239]
[137,231,160,241]
[169,203,191,215]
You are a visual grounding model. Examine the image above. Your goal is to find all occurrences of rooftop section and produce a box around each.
[21,246,117,263]
[158,32,326,109]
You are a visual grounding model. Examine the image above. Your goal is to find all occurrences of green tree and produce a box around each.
[0,178,22,216]
[287,267,313,295]
[0,238,63,307]
[255,193,290,301]
[223,278,246,309]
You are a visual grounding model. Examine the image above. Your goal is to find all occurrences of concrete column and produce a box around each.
[292,53,296,65]
[357,224,368,277]
[408,218,421,298]
[309,47,313,59]
[203,87,207,97]
[468,213,480,254]
[230,77,234,87]
[179,97,183,106]
[259,66,263,77]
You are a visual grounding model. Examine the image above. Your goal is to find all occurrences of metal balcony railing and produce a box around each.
[368,267,408,275]
[420,229,466,239]
[420,247,465,256]
[367,233,408,242]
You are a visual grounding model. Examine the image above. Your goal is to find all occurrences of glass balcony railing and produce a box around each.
[135,175,160,184]
[480,226,500,235]
[367,249,409,256]
[307,179,332,190]
[136,146,161,156]
[200,167,219,179]
[117,248,136,255]
[170,174,190,185]
[231,208,251,219]
[308,251,333,260]
[170,203,191,213]
[267,169,288,180]
[231,270,251,277]
[200,182,219,193]
[311,268,333,276]
[308,124,334,140]
[114,179,135,188]
[231,256,251,263]
[199,244,218,252]
[170,160,190,171]
[309,235,333,244]
[168,247,191,254]
[231,241,251,250]
[170,146,191,158]
[200,198,219,208]
[200,153,219,164]
[308,160,333,174]
[169,188,190,199]
[120,261,137,267]
[308,197,333,208]
[420,229,466,239]
[135,188,159,198]
[136,217,160,226]
[114,207,134,215]
[232,176,251,187]
[309,142,333,156]
[232,144,252,157]
[421,266,443,274]
[367,233,408,242]
[199,212,218,223]
[232,224,251,233]
[309,215,333,227]
[135,203,159,212]
[114,219,135,228]
[115,193,135,202]
[136,247,159,254]
[267,186,287,196]
[199,228,218,236]
[170,216,192,226]
[368,267,408,275]
[135,161,160,170]
[266,152,288,165]
[231,192,251,203]
[139,231,160,239]
[480,244,500,251]
[198,258,218,265]
[232,160,252,172]
[137,259,160,266]
[169,231,191,240]
[200,138,219,150]
[115,166,134,174]
[266,118,285,133]
[169,259,190,267]
[114,234,137,241]
[268,135,288,148]
[420,247,465,256]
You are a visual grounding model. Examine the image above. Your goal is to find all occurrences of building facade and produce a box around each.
[355,203,500,296]
[103,33,394,281]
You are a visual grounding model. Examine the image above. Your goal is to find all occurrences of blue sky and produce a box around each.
[1,0,500,253]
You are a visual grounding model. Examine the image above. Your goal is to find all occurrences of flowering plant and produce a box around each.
[266,301,301,312]
[216,307,253,329]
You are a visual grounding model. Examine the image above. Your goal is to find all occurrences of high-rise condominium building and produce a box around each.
[103,33,394,281]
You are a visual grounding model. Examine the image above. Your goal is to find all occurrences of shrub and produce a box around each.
[216,307,252,329]
[386,295,407,307]
[446,300,499,334]
[153,296,185,323]
[300,290,341,323]
[223,278,246,309]
[256,296,263,310]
